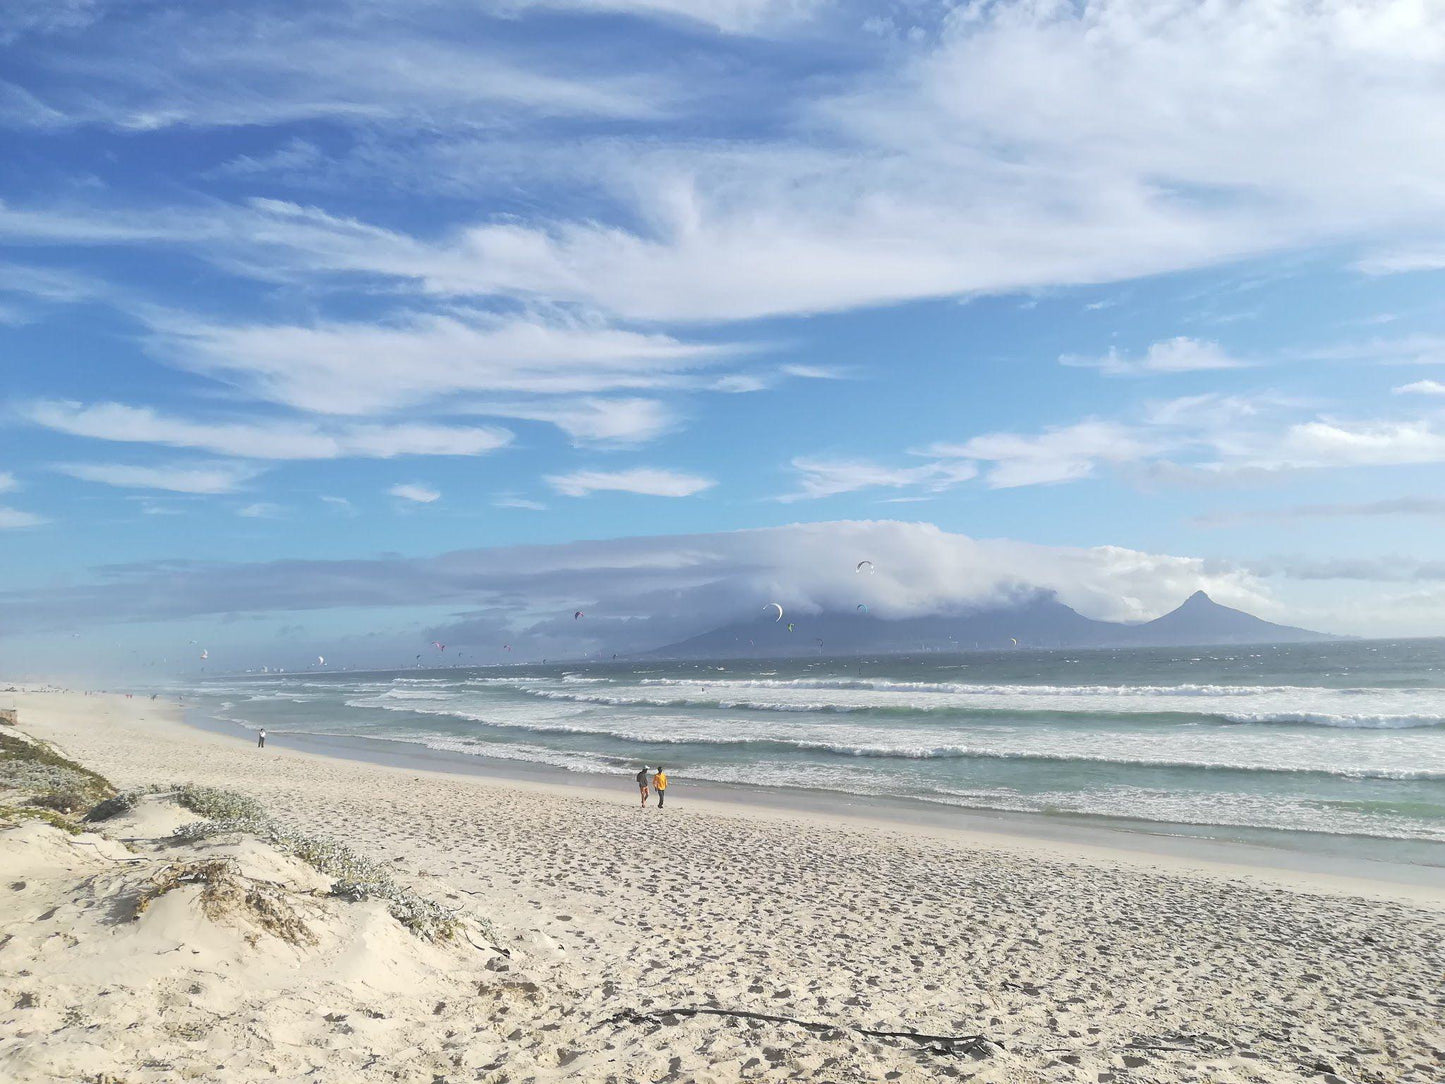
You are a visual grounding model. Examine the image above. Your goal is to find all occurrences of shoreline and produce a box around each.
[177,697,1445,903]
[7,689,1445,1084]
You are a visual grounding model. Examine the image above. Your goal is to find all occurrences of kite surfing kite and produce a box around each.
[786,622,795,632]
[574,611,584,620]
[857,603,869,614]
[431,641,446,652]
[199,649,208,660]
[765,602,783,622]
[856,560,874,574]
[317,656,325,666]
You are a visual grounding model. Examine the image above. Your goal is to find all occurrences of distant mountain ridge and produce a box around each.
[645,590,1334,659]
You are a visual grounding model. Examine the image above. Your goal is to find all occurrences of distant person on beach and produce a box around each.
[257,728,266,749]
[654,767,668,808]
[636,765,649,807]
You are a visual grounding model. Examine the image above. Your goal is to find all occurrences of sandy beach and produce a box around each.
[3,691,1444,1083]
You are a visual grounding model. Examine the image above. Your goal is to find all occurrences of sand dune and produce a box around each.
[3,691,1443,1083]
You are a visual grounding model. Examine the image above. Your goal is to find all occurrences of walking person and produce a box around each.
[654,766,668,808]
[257,728,266,749]
[636,764,650,807]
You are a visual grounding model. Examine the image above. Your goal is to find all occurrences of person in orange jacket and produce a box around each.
[653,767,668,808]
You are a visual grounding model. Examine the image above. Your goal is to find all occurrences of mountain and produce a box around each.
[644,591,1334,658]
[1123,590,1330,647]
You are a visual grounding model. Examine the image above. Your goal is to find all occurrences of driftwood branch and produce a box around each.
[601,1006,998,1055]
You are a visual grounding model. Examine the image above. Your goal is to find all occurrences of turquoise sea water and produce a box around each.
[188,640,1445,861]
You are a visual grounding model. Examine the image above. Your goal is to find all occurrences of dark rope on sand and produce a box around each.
[600,1006,998,1055]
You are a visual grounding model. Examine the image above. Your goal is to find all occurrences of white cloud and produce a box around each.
[1392,380,1445,397]
[710,373,771,393]
[0,261,99,304]
[1141,393,1273,430]
[0,506,46,529]
[779,363,844,380]
[237,502,282,518]
[0,0,102,44]
[6,6,664,132]
[908,396,1445,487]
[25,400,513,458]
[320,495,355,513]
[495,495,548,510]
[545,467,714,497]
[207,137,324,178]
[1245,419,1445,471]
[0,471,16,493]
[132,497,181,516]
[1355,246,1445,276]
[778,457,977,501]
[1288,334,1445,366]
[511,0,823,33]
[389,482,441,503]
[462,397,675,445]
[1061,337,1245,376]
[924,421,1161,489]
[708,365,841,394]
[6,0,1445,328]
[0,260,103,325]
[54,461,261,494]
[170,0,1440,324]
[147,308,727,415]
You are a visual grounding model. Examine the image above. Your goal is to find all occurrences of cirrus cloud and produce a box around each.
[778,457,977,502]
[389,482,441,503]
[922,421,1163,489]
[0,506,46,529]
[53,460,261,494]
[24,400,513,459]
[146,308,729,416]
[1392,380,1445,397]
[1061,338,1246,377]
[545,467,715,497]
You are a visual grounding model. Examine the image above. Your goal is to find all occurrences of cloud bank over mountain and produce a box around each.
[2,520,1275,663]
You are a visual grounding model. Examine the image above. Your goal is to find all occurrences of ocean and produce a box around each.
[185,639,1445,865]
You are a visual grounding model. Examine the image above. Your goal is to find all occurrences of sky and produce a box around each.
[4,0,1445,678]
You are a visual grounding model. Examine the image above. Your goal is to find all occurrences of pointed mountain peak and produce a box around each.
[1173,589,1219,610]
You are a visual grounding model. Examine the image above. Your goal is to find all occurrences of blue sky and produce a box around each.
[4,0,1445,676]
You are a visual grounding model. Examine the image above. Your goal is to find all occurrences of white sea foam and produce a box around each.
[466,678,1445,729]
[194,653,1445,843]
[331,686,1445,780]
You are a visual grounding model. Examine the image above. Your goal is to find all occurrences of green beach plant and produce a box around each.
[27,789,89,814]
[0,731,115,805]
[0,803,85,834]
[84,784,172,822]
[167,785,469,942]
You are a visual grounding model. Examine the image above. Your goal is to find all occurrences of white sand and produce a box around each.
[3,691,1444,1083]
